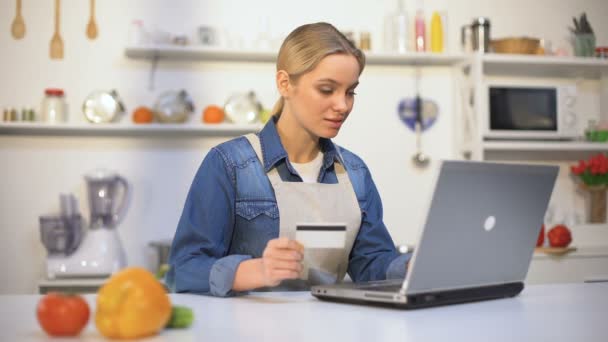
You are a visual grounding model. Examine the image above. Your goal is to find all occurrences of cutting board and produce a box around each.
[535,247,577,256]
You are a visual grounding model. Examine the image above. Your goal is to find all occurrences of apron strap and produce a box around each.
[244,133,282,186]
[244,133,350,185]
[244,133,263,161]
[333,144,350,185]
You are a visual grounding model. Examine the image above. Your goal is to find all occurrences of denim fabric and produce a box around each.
[167,117,411,296]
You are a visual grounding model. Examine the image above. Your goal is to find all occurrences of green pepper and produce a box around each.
[165,306,194,329]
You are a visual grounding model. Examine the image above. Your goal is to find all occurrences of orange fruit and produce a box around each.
[132,106,154,124]
[202,105,225,124]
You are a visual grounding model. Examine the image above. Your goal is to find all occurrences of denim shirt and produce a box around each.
[167,117,411,296]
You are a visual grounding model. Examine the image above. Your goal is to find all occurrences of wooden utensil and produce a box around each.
[50,0,63,59]
[86,0,98,40]
[11,0,26,39]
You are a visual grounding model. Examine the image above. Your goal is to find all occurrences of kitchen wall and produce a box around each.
[1,0,607,294]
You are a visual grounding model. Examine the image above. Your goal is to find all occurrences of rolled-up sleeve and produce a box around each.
[347,166,410,282]
[386,253,412,279]
[209,254,252,296]
[166,148,247,297]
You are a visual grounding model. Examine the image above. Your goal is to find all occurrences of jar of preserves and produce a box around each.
[595,47,608,59]
[41,88,67,123]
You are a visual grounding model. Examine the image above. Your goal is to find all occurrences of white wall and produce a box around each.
[0,0,606,294]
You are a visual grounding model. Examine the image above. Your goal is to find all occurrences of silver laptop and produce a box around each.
[312,160,558,309]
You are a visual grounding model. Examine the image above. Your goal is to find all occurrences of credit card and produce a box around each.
[295,224,347,249]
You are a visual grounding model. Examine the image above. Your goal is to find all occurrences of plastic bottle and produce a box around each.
[128,20,147,46]
[414,5,426,52]
[430,11,444,53]
[384,0,408,53]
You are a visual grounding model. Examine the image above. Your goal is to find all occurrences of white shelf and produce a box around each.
[483,140,608,152]
[125,45,277,62]
[480,53,608,79]
[125,45,466,66]
[0,121,262,137]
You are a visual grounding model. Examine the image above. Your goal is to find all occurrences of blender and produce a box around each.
[43,169,129,279]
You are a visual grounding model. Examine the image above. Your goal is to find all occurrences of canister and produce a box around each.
[471,17,491,53]
[461,25,472,52]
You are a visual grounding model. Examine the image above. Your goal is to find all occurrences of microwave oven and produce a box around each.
[483,82,580,140]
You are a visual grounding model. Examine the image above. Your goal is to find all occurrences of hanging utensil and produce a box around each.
[411,68,430,168]
[50,0,63,59]
[86,0,98,40]
[412,95,430,167]
[11,0,26,40]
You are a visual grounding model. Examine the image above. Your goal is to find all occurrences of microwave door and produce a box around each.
[487,87,560,140]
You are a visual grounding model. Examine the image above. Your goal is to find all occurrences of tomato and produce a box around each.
[36,292,90,336]
[548,224,572,248]
[536,224,545,247]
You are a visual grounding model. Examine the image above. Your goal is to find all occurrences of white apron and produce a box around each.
[245,134,361,286]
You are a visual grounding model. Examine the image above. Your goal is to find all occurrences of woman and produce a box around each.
[167,22,410,297]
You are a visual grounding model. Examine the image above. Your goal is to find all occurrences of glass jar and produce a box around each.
[223,91,261,124]
[596,47,608,59]
[83,89,125,123]
[153,90,194,123]
[41,88,67,123]
[359,32,371,51]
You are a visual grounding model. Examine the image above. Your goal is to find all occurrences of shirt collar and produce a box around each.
[258,116,342,172]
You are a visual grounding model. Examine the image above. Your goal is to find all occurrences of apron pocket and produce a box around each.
[235,200,279,220]
[232,201,279,257]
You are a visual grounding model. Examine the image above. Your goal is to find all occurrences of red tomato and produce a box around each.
[536,224,545,247]
[36,293,90,336]
[548,224,572,248]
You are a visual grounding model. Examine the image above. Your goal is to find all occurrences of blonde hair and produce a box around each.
[271,22,366,116]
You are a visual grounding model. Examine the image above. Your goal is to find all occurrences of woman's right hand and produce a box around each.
[260,237,304,287]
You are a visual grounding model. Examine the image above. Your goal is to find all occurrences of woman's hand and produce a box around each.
[260,237,304,287]
[233,237,304,291]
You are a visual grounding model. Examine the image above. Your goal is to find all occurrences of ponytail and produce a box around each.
[271,97,284,117]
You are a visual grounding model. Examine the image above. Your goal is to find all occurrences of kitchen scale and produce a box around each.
[40,169,129,279]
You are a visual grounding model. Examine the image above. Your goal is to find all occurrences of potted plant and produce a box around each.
[570,153,608,223]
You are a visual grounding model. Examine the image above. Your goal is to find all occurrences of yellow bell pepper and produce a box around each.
[95,267,171,339]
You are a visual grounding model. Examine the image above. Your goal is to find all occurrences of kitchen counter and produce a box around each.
[1,283,607,341]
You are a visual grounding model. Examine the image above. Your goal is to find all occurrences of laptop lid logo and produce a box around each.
[484,216,496,231]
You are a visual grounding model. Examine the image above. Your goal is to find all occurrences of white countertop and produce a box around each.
[1,283,607,341]
[533,245,608,258]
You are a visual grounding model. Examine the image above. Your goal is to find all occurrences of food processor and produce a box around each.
[42,169,130,279]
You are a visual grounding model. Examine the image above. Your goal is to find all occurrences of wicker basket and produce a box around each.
[490,37,541,54]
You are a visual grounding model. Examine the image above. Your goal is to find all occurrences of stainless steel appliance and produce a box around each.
[471,17,490,52]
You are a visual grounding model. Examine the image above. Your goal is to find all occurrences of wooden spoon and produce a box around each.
[11,0,26,39]
[86,0,98,40]
[50,0,63,59]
